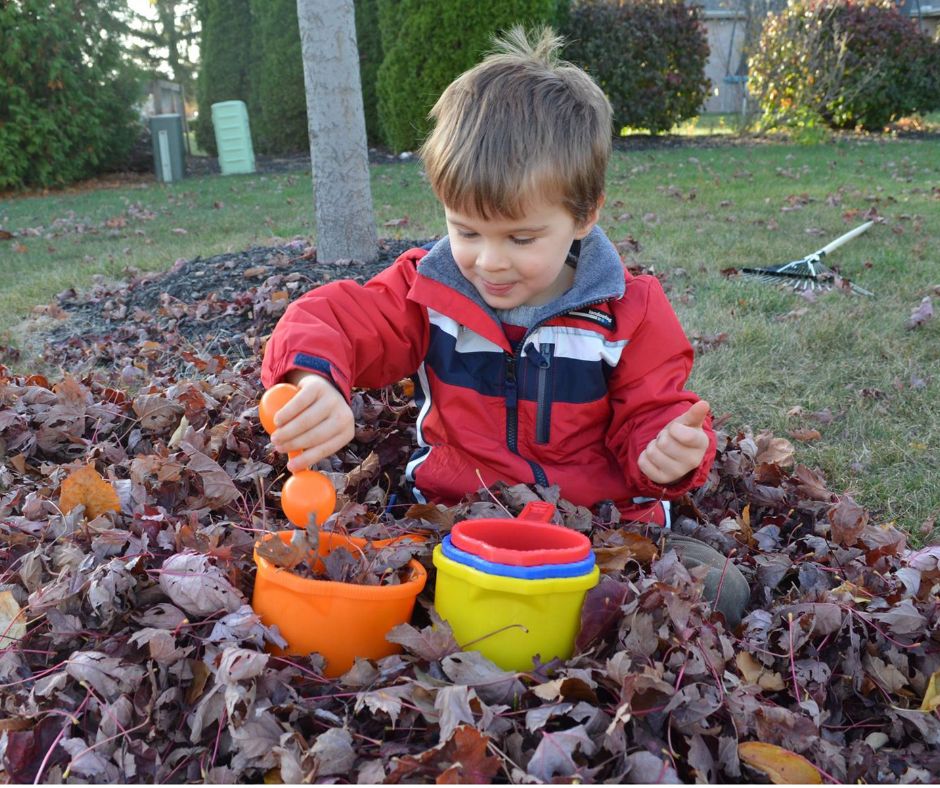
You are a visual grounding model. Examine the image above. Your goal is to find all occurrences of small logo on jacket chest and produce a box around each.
[566,307,615,330]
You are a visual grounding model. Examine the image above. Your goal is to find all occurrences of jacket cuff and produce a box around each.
[286,353,351,400]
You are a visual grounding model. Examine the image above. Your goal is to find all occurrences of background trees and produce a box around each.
[124,0,201,101]
[0,0,144,189]
[193,0,253,156]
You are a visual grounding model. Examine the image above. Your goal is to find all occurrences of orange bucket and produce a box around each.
[252,531,427,677]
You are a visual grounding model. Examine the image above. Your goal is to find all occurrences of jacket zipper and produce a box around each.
[526,342,554,444]
[504,351,549,486]
[502,298,611,484]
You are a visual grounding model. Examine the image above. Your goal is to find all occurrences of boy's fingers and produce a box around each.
[666,422,710,450]
[272,387,314,427]
[286,431,348,472]
[675,400,710,430]
[639,444,669,481]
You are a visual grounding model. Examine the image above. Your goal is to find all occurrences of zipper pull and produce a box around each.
[523,343,551,368]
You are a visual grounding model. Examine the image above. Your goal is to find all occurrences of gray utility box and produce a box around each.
[150,114,186,183]
[211,100,256,175]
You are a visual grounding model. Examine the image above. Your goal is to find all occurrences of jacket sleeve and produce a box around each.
[260,251,430,399]
[605,276,716,499]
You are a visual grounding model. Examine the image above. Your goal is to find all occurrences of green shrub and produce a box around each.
[355,0,384,146]
[562,0,711,135]
[0,0,144,190]
[749,0,940,132]
[375,0,561,152]
[249,0,308,154]
[194,0,254,156]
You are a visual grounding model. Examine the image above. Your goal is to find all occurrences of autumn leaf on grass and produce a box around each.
[828,494,868,546]
[738,742,822,784]
[788,428,822,442]
[906,296,933,329]
[755,431,795,467]
[59,464,120,520]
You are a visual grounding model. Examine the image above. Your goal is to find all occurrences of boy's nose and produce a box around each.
[476,245,507,272]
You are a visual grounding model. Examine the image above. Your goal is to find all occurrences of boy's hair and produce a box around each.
[419,26,612,225]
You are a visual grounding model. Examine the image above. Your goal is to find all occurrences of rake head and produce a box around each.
[738,221,875,297]
[740,255,873,296]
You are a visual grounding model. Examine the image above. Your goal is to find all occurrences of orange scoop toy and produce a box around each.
[259,383,336,527]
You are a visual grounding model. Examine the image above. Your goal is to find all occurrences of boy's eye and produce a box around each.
[457,230,478,239]
[511,237,536,246]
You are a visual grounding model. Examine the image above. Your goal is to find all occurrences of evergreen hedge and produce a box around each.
[375,0,561,152]
[194,0,254,156]
[562,0,711,135]
[0,0,143,190]
[749,0,940,131]
[249,0,308,154]
[355,0,385,146]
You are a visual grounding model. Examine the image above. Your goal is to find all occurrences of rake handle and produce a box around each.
[816,221,874,256]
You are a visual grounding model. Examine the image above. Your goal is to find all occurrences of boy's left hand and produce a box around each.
[637,400,711,486]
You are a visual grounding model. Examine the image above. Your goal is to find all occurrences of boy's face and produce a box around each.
[445,196,602,310]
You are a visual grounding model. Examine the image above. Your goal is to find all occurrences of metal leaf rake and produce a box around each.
[740,221,874,296]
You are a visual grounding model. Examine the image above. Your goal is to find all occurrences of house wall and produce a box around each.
[701,12,749,114]
[698,8,938,116]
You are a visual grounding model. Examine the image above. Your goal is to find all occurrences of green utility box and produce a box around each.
[150,114,186,183]
[211,101,256,175]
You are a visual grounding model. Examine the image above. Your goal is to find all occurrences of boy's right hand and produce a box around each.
[270,373,354,473]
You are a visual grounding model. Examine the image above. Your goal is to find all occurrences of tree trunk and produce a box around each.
[296,0,378,263]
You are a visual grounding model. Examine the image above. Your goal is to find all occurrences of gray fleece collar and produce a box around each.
[416,225,625,326]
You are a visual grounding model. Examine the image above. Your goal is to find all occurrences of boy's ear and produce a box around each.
[574,194,606,239]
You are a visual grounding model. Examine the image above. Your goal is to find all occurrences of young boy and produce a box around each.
[261,28,715,531]
[261,27,750,627]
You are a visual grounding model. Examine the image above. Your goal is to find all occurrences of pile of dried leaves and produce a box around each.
[0,245,938,784]
[255,523,423,586]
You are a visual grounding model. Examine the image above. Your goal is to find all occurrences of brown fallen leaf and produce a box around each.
[920,670,940,712]
[255,529,311,572]
[59,464,121,520]
[403,503,454,530]
[906,296,933,329]
[0,591,27,648]
[829,494,868,546]
[789,428,822,442]
[735,652,786,691]
[594,532,658,571]
[738,741,822,784]
[755,432,795,467]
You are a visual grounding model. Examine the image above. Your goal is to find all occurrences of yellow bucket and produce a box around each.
[432,545,599,672]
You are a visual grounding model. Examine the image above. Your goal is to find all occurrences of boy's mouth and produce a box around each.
[481,280,515,296]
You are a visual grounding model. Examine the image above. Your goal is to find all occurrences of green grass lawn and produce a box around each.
[1,136,938,535]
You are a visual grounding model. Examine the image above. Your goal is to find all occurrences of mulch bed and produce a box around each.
[35,238,430,374]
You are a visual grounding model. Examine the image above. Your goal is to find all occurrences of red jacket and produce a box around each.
[262,228,716,524]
